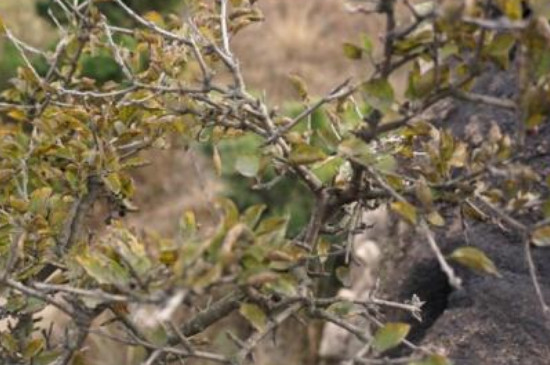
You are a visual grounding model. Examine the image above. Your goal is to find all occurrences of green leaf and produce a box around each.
[235,154,260,177]
[496,0,523,19]
[213,145,222,176]
[362,34,374,55]
[76,252,130,286]
[449,246,501,276]
[289,144,327,165]
[216,197,240,229]
[241,204,267,229]
[373,322,410,352]
[312,156,344,183]
[29,187,53,215]
[486,33,516,69]
[390,201,417,225]
[326,300,357,317]
[23,338,44,360]
[343,42,363,60]
[239,303,267,332]
[362,78,394,112]
[406,63,450,99]
[532,226,550,247]
[255,216,288,244]
[375,154,397,173]
[103,172,122,195]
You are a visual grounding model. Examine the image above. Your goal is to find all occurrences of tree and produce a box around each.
[0,0,549,364]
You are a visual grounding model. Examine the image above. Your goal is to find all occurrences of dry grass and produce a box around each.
[232,0,385,102]
[0,0,55,47]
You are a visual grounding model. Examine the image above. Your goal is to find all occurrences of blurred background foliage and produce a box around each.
[0,0,369,238]
[0,0,178,88]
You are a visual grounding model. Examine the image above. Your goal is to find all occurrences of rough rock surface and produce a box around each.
[382,68,550,364]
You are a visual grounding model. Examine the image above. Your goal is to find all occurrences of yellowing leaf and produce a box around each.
[29,187,53,215]
[317,238,331,264]
[215,197,240,229]
[289,144,327,165]
[326,300,357,317]
[7,109,27,122]
[343,42,363,60]
[427,211,445,227]
[239,303,267,332]
[23,338,44,360]
[373,322,410,352]
[410,354,453,365]
[213,146,222,176]
[415,178,433,210]
[235,154,260,177]
[288,74,309,101]
[76,252,130,286]
[143,11,164,26]
[0,15,5,35]
[496,0,523,19]
[449,246,500,277]
[103,172,122,195]
[390,201,417,225]
[241,204,266,229]
[375,154,397,173]
[532,226,550,247]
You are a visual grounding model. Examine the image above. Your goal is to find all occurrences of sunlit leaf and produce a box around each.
[326,300,357,317]
[288,74,309,101]
[103,172,122,195]
[241,204,267,229]
[235,154,260,177]
[76,252,131,286]
[239,303,267,332]
[362,78,394,112]
[289,144,327,165]
[373,322,410,352]
[343,42,363,59]
[449,246,500,277]
[532,226,550,247]
[390,201,417,225]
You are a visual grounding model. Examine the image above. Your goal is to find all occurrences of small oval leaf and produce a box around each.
[373,322,410,352]
[390,201,417,225]
[449,246,501,277]
[239,303,267,332]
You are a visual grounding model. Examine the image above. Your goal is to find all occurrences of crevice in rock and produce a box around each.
[387,260,454,356]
